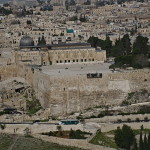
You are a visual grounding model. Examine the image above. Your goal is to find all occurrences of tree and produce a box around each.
[38,36,46,46]
[87,36,98,48]
[104,35,112,56]
[139,132,144,150]
[133,35,149,55]
[122,34,131,55]
[148,132,150,150]
[37,37,41,45]
[111,39,125,57]
[3,3,9,7]
[80,15,87,22]
[27,20,32,24]
[40,36,46,45]
[24,127,31,136]
[132,54,149,68]
[133,138,138,150]
[130,28,137,36]
[57,125,62,131]
[114,127,123,147]
[114,124,135,150]
[143,133,148,150]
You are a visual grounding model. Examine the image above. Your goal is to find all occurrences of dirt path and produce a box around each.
[8,135,19,150]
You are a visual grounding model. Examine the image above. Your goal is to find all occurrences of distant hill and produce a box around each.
[0,0,10,4]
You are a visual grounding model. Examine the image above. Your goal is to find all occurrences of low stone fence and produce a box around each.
[0,123,84,134]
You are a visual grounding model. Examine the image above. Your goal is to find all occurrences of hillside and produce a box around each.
[0,133,83,150]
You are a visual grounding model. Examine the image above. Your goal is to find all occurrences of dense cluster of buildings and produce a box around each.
[0,0,150,66]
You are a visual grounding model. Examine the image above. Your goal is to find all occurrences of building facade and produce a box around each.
[15,36,106,66]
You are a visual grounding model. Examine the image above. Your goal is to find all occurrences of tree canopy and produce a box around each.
[38,36,46,46]
[114,124,135,150]
[87,34,150,69]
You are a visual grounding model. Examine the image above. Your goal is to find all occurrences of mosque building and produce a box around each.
[15,35,106,66]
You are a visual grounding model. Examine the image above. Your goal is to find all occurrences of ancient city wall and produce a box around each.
[16,64,150,116]
[0,64,18,81]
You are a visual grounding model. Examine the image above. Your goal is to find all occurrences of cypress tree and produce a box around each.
[143,133,148,150]
[133,138,138,150]
[37,37,41,45]
[139,132,144,150]
[148,132,150,150]
[41,36,46,45]
[121,34,131,55]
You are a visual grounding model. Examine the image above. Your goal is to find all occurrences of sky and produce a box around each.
[0,0,48,4]
[0,0,10,4]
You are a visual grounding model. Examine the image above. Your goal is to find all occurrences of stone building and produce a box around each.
[15,35,106,66]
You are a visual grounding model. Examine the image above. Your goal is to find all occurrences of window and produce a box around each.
[73,60,75,62]
[60,60,62,63]
[56,60,58,63]
[92,59,94,61]
[76,59,78,62]
[68,60,70,63]
[84,59,86,62]
[65,60,67,63]
[81,59,83,62]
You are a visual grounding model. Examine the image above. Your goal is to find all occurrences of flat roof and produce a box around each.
[20,43,92,49]
[41,63,111,77]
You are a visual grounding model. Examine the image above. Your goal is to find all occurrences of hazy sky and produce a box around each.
[0,0,10,4]
[0,0,48,4]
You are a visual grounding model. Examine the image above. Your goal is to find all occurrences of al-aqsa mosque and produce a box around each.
[15,35,106,66]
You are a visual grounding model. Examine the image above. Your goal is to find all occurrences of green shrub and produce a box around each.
[26,99,42,114]
[127,118,131,122]
[0,124,6,130]
[144,116,148,122]
[117,119,122,123]
[135,118,140,122]
[69,129,85,139]
[121,100,130,106]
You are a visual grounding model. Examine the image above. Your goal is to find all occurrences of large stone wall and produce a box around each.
[16,64,150,116]
[0,65,17,81]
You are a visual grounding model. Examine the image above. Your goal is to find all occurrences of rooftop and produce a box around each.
[41,63,111,77]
